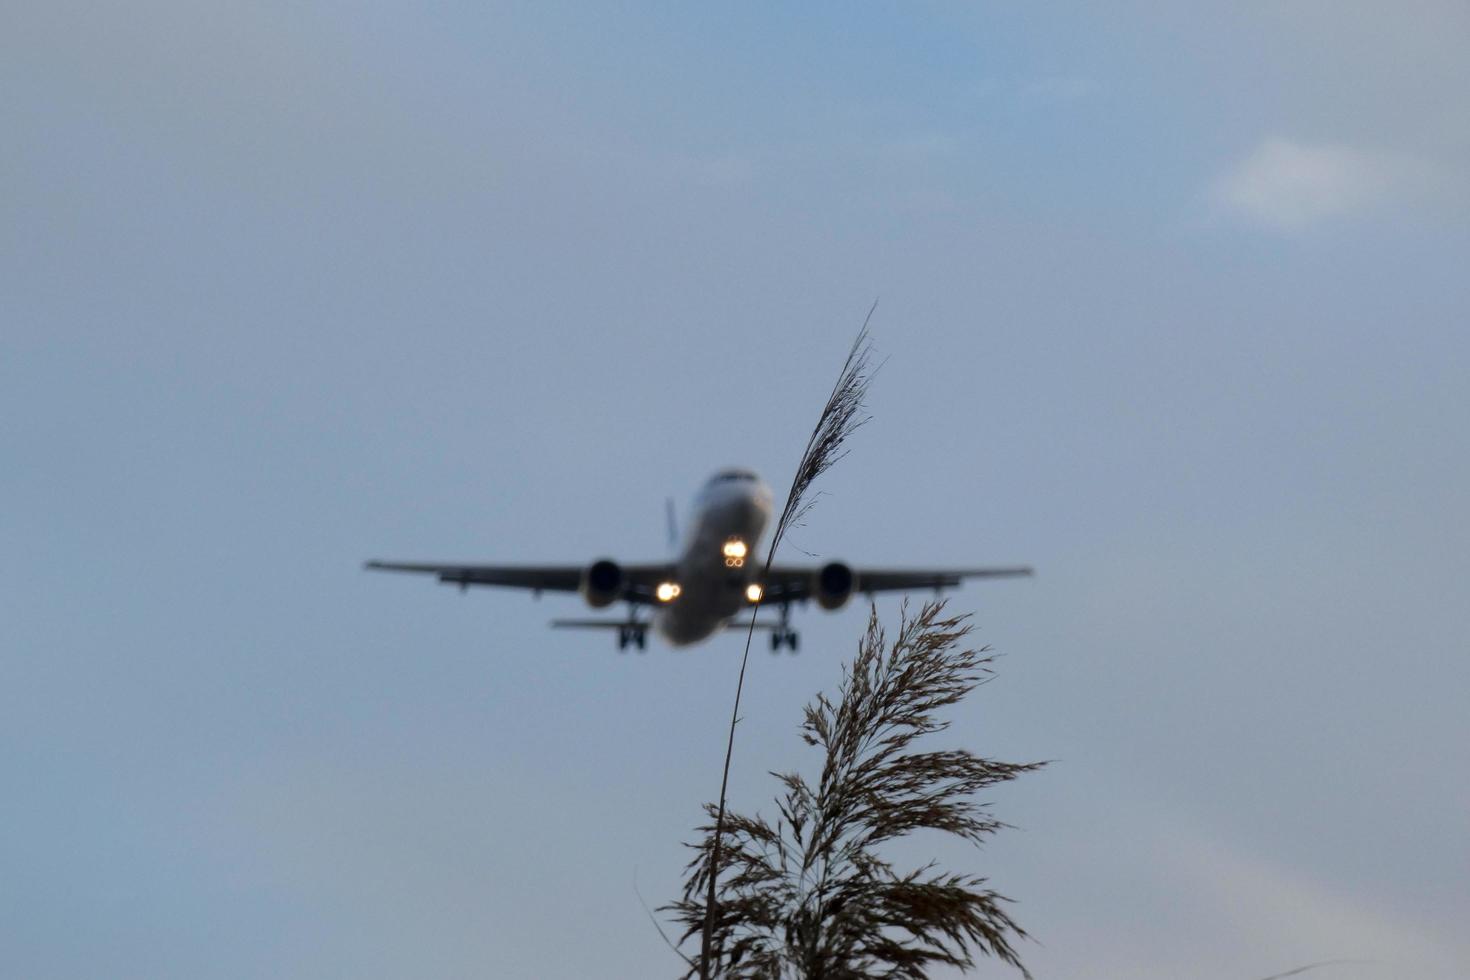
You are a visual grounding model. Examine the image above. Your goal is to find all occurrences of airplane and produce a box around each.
[364,468,1032,652]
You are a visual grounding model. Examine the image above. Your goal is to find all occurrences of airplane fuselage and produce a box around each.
[657,470,774,646]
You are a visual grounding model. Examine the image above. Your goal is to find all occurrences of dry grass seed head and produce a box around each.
[671,600,1044,979]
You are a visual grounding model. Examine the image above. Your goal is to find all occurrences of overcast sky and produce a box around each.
[4,3,1468,978]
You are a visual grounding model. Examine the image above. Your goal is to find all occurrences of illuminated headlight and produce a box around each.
[745,583,763,603]
[655,582,682,602]
[722,539,748,559]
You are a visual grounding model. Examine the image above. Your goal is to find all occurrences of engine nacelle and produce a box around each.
[580,559,624,608]
[814,561,855,611]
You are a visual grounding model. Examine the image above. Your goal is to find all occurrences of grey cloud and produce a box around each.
[1210,138,1442,230]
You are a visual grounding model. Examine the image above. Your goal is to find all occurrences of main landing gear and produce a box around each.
[617,622,647,651]
[769,602,799,653]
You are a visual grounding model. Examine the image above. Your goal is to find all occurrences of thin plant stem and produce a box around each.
[698,308,876,978]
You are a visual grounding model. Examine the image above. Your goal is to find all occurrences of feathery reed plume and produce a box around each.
[671,601,1043,978]
[768,320,876,560]
[699,312,877,977]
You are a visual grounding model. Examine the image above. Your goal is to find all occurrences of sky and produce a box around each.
[3,2,1468,977]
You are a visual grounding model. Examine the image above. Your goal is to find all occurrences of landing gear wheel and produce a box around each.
[769,630,799,652]
[617,625,647,651]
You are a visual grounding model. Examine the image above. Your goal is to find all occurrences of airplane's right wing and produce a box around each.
[364,560,677,605]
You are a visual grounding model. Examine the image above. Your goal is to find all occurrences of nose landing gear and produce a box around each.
[617,622,648,651]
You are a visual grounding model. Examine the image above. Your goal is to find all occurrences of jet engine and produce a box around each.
[580,559,624,608]
[814,561,856,610]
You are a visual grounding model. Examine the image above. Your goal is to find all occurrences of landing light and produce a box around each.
[745,583,763,603]
[722,539,748,559]
[655,582,682,603]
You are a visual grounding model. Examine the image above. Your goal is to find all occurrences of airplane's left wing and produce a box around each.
[364,560,677,605]
[757,564,1033,605]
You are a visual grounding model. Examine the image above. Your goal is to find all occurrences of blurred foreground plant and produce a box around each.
[667,601,1042,979]
[697,321,875,977]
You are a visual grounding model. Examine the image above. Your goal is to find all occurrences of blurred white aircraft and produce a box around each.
[366,468,1031,651]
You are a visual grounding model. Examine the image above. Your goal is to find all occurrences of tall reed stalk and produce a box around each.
[697,315,877,978]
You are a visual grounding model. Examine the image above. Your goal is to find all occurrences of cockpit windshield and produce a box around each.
[711,468,758,484]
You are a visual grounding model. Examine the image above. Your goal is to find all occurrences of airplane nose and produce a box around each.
[734,495,768,526]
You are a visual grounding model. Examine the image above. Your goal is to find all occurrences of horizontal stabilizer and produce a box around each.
[551,618,647,630]
[724,619,785,632]
[550,618,786,631]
